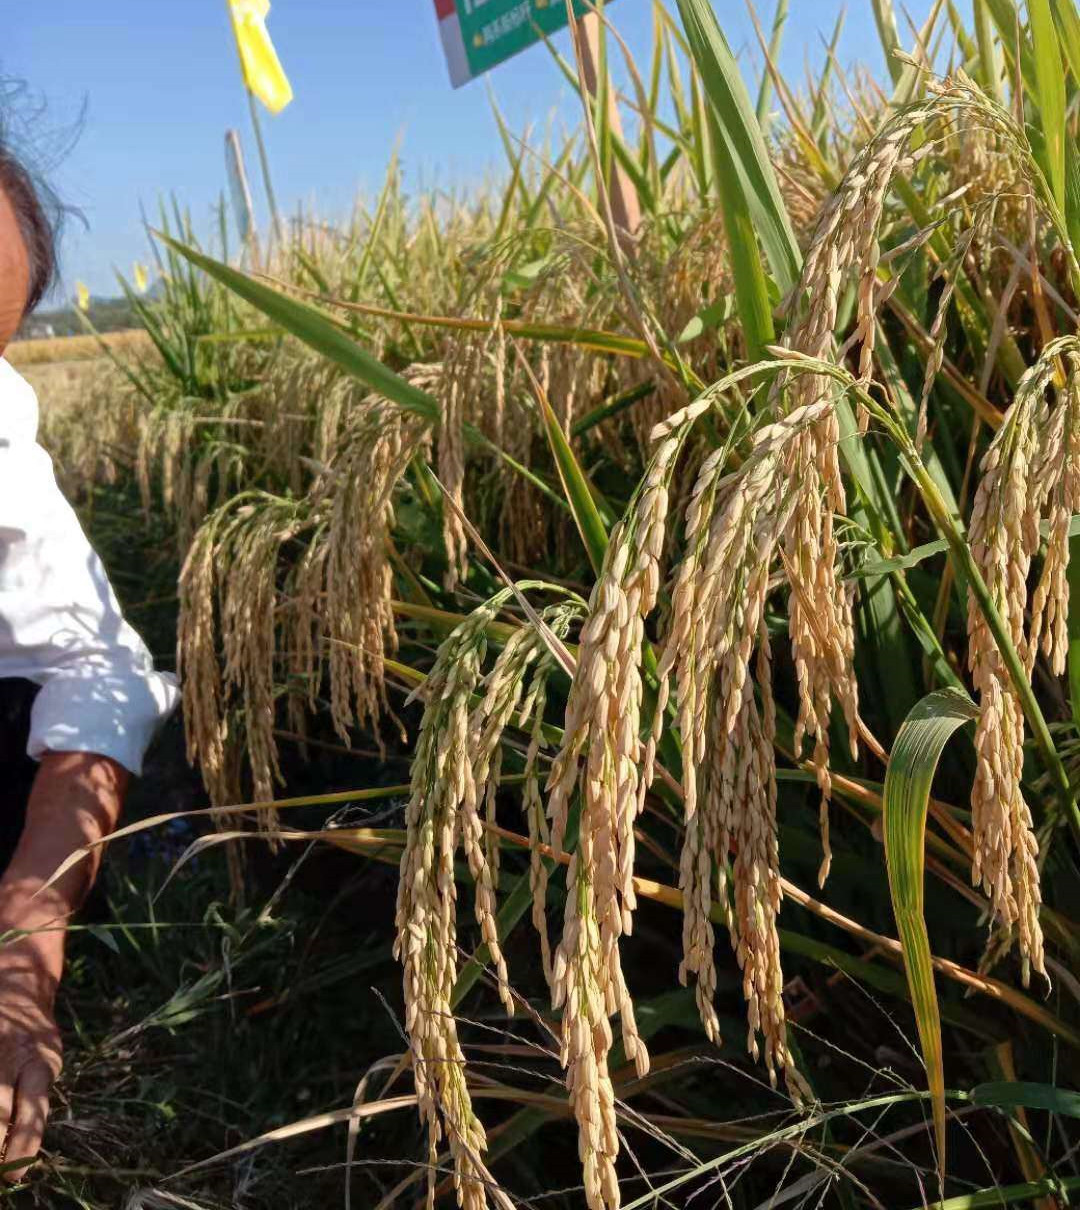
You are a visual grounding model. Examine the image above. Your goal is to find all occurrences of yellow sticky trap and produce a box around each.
[75,281,90,312]
[133,262,149,293]
[227,0,294,115]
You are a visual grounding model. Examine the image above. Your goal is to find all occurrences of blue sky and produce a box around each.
[4,2,907,300]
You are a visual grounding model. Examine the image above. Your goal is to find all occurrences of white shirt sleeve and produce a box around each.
[0,357,180,776]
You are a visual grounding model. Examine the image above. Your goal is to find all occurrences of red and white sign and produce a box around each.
[433,0,472,89]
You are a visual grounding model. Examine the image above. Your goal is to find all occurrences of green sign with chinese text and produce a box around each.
[434,0,608,87]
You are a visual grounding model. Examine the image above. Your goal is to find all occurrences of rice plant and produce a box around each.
[51,1,1080,1206]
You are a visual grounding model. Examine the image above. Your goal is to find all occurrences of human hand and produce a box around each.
[0,751,128,1185]
[0,935,62,1183]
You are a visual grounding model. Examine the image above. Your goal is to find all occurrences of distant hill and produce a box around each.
[15,296,140,341]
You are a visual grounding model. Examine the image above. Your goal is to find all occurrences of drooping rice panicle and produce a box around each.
[965,337,1080,982]
[915,215,988,451]
[1027,352,1080,673]
[308,396,426,745]
[659,393,834,1080]
[545,427,684,1209]
[394,588,581,1208]
[468,603,577,958]
[178,493,306,820]
[177,511,232,807]
[394,599,506,1210]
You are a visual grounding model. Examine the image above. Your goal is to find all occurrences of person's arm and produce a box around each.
[0,360,178,1182]
[0,752,127,1182]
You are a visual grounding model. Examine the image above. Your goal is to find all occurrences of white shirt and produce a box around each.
[0,357,179,775]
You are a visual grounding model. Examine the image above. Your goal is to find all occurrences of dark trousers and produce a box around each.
[0,680,41,872]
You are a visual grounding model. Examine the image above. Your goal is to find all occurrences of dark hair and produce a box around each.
[0,143,57,312]
[0,81,77,316]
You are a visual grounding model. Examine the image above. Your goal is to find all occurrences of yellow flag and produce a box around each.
[227,0,293,115]
[133,262,149,293]
[75,281,90,312]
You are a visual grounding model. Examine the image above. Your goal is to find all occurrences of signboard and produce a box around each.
[433,0,602,88]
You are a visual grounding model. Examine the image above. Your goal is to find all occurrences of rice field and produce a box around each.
[31,1,1080,1207]
[7,328,152,367]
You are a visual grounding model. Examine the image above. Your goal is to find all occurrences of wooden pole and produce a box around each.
[572,11,641,250]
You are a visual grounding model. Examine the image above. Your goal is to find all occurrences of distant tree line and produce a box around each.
[16,296,139,340]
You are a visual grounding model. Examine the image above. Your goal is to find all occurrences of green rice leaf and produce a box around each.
[1052,0,1080,78]
[883,687,980,1180]
[974,0,1006,101]
[755,0,789,127]
[536,384,611,574]
[155,233,440,423]
[571,381,656,436]
[855,519,1080,578]
[947,0,980,65]
[1029,0,1067,209]
[675,0,796,362]
[911,1176,1080,1209]
[1052,0,1080,257]
[852,539,949,578]
[983,0,1037,95]
[674,0,800,292]
[707,110,775,361]
[871,0,905,85]
[810,10,846,142]
[319,298,680,366]
[971,1080,1080,1118]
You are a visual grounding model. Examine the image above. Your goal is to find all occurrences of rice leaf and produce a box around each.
[971,1081,1080,1118]
[755,0,789,127]
[947,0,980,65]
[1029,0,1067,209]
[1051,0,1080,255]
[304,296,682,368]
[707,109,775,360]
[883,687,980,1180]
[810,9,846,143]
[911,1176,1080,1209]
[890,0,947,105]
[871,0,904,85]
[674,0,800,292]
[983,0,1037,95]
[974,0,1006,100]
[571,380,656,436]
[852,539,949,578]
[835,391,921,729]
[1052,0,1080,77]
[154,233,440,423]
[516,350,611,573]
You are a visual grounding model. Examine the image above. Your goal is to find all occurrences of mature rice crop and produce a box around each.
[50,2,1080,1206]
[6,329,153,366]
